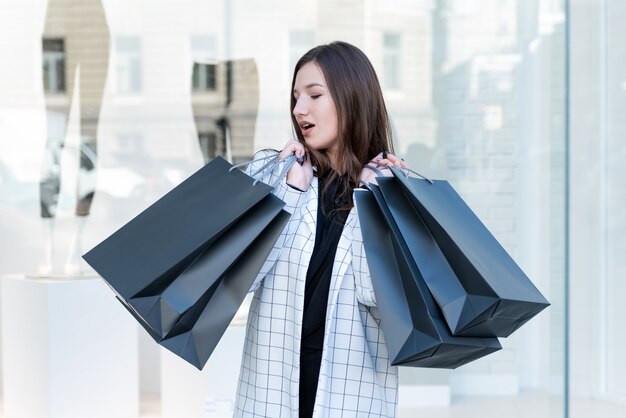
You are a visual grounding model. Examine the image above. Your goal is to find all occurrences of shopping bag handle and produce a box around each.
[229,152,298,189]
[230,153,279,175]
[229,152,282,182]
[390,168,433,184]
[362,164,385,177]
[367,160,433,184]
[267,154,297,188]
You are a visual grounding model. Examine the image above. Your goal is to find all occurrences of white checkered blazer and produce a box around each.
[234,152,398,417]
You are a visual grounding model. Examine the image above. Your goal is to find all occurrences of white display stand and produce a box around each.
[1,275,139,418]
[161,324,247,418]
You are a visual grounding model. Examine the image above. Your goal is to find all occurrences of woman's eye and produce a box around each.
[311,94,321,99]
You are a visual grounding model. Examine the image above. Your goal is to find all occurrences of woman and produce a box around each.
[235,41,407,418]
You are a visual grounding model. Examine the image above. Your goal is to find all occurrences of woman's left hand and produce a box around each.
[359,152,408,186]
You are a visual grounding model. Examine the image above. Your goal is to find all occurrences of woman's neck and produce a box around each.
[326,147,338,171]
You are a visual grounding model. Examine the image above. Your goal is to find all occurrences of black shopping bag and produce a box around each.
[387,167,550,337]
[83,155,292,369]
[375,177,474,338]
[354,187,501,369]
[120,207,289,369]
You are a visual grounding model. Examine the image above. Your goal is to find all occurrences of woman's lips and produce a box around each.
[300,123,315,136]
[301,124,315,136]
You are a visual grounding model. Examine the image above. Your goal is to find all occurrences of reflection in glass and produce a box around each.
[192,63,217,91]
[191,35,217,91]
[0,0,580,415]
[38,0,110,275]
[191,58,259,165]
[42,38,66,93]
[198,132,219,162]
[383,32,401,90]
[116,36,142,94]
[289,30,315,75]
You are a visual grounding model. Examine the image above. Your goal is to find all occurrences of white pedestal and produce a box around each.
[1,275,139,418]
[161,325,246,418]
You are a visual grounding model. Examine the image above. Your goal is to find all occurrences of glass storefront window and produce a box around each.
[0,0,623,417]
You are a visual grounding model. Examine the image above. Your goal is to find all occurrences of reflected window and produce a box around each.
[191,35,217,91]
[198,132,218,163]
[42,38,66,93]
[80,144,96,172]
[383,33,401,90]
[116,36,142,93]
[289,30,314,73]
[192,63,216,91]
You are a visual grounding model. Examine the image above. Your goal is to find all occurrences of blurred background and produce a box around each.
[0,0,623,417]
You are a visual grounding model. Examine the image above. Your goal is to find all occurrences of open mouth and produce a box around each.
[300,122,315,135]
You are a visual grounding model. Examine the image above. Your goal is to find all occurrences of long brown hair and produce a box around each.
[290,41,394,213]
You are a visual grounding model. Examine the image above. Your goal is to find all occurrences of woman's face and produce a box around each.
[292,61,339,156]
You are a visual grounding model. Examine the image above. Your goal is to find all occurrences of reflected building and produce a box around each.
[38,1,262,246]
[41,0,110,217]
[42,0,110,152]
[39,0,110,274]
[48,0,435,173]
[192,57,259,164]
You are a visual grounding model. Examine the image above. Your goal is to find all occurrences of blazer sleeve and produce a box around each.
[351,206,377,307]
[245,150,310,292]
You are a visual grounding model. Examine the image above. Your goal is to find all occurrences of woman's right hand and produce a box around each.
[360,152,408,185]
[280,139,313,191]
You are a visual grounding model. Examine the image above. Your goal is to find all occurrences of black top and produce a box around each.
[300,172,350,352]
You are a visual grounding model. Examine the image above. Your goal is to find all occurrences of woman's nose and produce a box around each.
[293,97,308,116]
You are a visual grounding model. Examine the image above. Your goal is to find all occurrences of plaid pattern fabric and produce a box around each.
[234,152,398,417]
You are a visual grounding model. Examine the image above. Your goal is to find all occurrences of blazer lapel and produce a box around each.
[327,208,356,302]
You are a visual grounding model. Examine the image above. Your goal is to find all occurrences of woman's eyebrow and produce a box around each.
[293,83,326,94]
